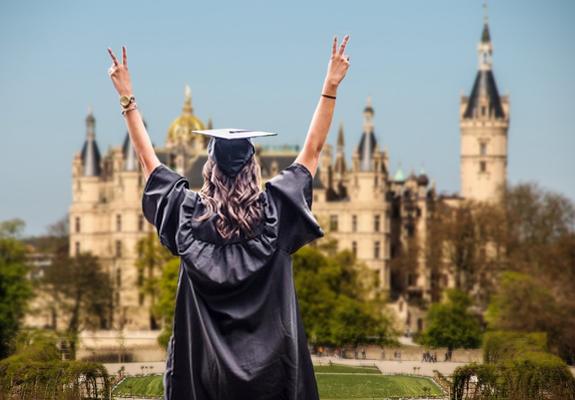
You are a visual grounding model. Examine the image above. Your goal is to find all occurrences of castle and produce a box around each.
[26,13,509,347]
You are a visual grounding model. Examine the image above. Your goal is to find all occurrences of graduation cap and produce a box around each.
[193,129,277,177]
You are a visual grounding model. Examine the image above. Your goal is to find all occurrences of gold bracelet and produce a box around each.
[121,103,138,116]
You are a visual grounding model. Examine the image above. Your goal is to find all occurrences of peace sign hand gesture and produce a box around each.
[325,35,351,88]
[107,46,133,97]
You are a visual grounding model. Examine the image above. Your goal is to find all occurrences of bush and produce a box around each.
[452,331,575,400]
[0,329,111,400]
[483,331,547,364]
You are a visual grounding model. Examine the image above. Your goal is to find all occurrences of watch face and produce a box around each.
[120,96,131,107]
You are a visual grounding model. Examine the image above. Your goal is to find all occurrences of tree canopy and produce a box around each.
[293,246,397,347]
[0,219,33,359]
[418,289,482,350]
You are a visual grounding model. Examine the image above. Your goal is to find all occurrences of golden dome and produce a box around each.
[166,85,206,147]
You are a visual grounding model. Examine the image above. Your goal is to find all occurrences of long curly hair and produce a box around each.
[194,155,265,241]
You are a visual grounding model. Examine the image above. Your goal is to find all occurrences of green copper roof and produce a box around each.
[394,167,405,181]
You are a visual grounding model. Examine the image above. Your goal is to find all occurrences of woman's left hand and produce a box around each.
[107,46,133,97]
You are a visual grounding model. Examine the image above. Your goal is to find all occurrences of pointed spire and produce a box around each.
[182,84,193,115]
[122,133,138,171]
[482,0,491,43]
[463,2,504,119]
[337,122,345,148]
[86,106,95,140]
[81,108,101,176]
[478,0,493,70]
[334,122,347,174]
[363,96,374,134]
[357,97,378,171]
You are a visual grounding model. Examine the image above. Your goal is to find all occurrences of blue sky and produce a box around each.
[1,0,574,236]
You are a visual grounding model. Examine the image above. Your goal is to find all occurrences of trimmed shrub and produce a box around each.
[452,331,575,400]
[483,331,547,364]
[0,330,111,400]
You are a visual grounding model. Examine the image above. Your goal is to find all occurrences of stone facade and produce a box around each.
[25,15,509,349]
[67,88,440,332]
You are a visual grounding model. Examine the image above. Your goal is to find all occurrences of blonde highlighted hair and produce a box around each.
[194,156,265,240]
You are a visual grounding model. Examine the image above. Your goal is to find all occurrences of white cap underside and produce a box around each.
[192,128,277,140]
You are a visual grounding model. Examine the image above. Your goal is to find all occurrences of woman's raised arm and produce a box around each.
[294,35,350,177]
[107,46,160,180]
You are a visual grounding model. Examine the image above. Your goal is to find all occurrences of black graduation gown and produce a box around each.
[142,162,325,400]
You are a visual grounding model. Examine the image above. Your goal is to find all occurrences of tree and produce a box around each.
[487,271,575,364]
[154,258,180,348]
[419,289,482,351]
[41,252,113,358]
[389,235,420,301]
[293,246,396,347]
[485,183,575,363]
[0,219,33,359]
[425,201,504,307]
[136,232,175,330]
[29,214,70,256]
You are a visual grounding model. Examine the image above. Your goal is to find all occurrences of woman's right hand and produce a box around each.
[324,35,351,90]
[107,46,133,97]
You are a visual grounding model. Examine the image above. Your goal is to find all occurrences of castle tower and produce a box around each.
[70,109,103,258]
[460,3,510,202]
[346,98,389,291]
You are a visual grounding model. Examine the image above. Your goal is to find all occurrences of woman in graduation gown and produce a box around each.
[107,35,350,400]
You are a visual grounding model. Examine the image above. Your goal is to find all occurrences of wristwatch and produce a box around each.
[119,95,135,108]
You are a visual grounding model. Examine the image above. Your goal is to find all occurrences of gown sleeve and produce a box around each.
[141,163,196,256]
[265,162,325,254]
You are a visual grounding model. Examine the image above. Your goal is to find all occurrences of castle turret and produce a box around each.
[122,119,146,171]
[460,2,510,202]
[81,110,101,176]
[334,122,347,177]
[356,97,378,172]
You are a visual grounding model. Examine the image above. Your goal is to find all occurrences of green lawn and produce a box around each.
[314,364,381,374]
[113,374,163,397]
[316,374,442,399]
[113,364,443,399]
